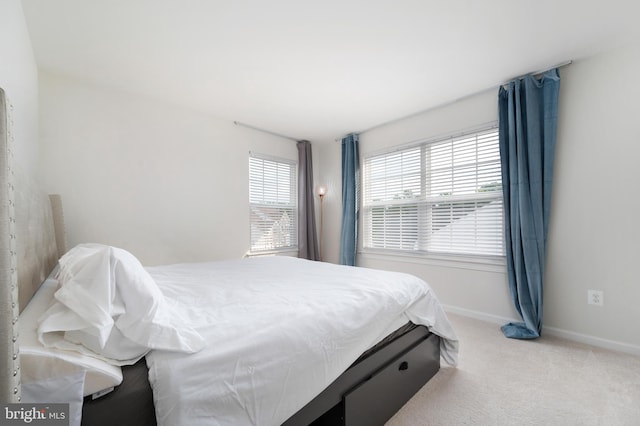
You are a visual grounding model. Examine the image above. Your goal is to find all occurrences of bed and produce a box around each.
[1,87,459,425]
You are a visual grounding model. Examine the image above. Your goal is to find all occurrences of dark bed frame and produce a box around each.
[287,326,440,426]
[82,325,440,426]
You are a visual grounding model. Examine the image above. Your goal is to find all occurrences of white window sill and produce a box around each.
[245,249,299,258]
[358,250,506,273]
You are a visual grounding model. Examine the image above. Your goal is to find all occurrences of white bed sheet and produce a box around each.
[145,256,458,426]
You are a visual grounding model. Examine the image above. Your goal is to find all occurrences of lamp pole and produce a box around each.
[317,186,326,261]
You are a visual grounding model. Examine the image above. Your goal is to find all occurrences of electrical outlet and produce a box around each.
[587,290,604,306]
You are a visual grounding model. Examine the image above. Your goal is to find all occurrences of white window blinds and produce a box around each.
[363,127,504,257]
[249,153,297,252]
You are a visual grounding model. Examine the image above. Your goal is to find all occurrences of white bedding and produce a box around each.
[145,256,458,426]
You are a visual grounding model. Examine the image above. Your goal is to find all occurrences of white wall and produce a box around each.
[0,0,39,177]
[313,140,341,264]
[318,43,640,353]
[39,72,298,266]
[544,44,640,351]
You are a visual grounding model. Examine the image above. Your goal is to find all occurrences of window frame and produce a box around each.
[361,124,505,261]
[248,152,298,254]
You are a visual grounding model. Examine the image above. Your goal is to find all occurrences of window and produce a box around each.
[363,126,504,257]
[249,153,297,253]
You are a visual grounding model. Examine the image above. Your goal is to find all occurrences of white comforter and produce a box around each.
[145,256,458,426]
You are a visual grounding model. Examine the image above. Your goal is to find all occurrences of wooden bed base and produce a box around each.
[82,326,440,426]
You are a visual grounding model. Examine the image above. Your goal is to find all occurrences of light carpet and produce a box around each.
[387,313,640,425]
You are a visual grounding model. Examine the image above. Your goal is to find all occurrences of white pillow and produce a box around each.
[38,244,204,365]
[19,271,123,397]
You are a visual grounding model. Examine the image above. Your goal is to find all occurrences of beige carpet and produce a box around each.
[387,313,640,425]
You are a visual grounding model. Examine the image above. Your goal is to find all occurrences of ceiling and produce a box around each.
[20,0,639,142]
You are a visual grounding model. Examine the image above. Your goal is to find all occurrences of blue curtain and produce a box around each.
[339,134,359,266]
[498,69,560,339]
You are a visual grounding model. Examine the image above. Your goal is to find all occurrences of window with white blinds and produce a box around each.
[363,127,504,257]
[249,153,297,253]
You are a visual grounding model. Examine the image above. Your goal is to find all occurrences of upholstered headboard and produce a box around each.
[1,88,67,403]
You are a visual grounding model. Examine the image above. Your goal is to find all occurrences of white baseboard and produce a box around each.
[442,304,519,326]
[542,326,640,357]
[442,304,640,357]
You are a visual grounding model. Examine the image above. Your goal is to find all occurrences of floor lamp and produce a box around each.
[317,185,327,261]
